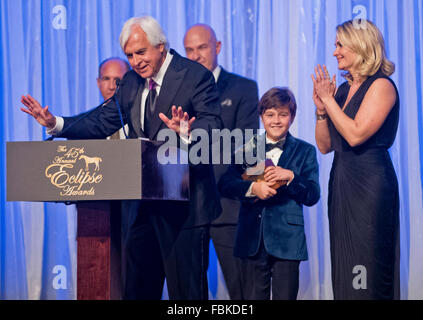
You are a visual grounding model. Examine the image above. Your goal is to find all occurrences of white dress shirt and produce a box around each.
[139,51,173,130]
[212,65,222,83]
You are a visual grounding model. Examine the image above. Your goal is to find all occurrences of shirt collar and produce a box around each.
[265,134,286,145]
[212,65,222,83]
[150,50,173,88]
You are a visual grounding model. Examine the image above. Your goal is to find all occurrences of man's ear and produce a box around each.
[158,43,165,53]
[216,41,222,55]
[96,78,101,90]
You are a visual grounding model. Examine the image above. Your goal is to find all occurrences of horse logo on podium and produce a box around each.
[44,146,103,197]
[79,155,102,171]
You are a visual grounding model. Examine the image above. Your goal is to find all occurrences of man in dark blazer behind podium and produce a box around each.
[21,16,222,300]
[184,24,259,299]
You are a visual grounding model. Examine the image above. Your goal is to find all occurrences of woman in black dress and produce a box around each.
[312,20,400,299]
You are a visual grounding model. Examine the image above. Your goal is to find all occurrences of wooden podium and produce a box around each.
[7,139,189,300]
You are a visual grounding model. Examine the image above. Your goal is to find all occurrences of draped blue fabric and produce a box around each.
[1,0,422,299]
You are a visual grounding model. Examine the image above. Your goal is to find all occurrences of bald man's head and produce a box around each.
[183,24,221,71]
[97,58,129,100]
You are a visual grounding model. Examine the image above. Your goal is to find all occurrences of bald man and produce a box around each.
[184,24,259,300]
[97,57,130,139]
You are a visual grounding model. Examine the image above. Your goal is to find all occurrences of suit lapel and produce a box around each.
[216,68,229,94]
[277,133,298,168]
[130,78,147,138]
[150,52,187,139]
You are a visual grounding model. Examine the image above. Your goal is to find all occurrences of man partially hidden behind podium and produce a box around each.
[20,16,222,300]
[96,57,130,139]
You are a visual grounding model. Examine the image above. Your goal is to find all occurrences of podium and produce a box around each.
[7,139,189,299]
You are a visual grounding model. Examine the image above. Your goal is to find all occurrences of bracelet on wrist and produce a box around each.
[315,109,328,121]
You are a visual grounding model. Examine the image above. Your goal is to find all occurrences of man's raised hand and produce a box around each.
[159,105,196,138]
[21,94,56,129]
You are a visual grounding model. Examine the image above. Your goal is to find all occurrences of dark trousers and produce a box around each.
[246,240,300,300]
[123,200,209,300]
[210,224,254,300]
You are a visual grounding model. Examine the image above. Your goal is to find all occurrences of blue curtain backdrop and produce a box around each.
[1,0,422,300]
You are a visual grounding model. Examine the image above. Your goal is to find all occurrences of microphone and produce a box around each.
[114,78,128,139]
[45,78,127,140]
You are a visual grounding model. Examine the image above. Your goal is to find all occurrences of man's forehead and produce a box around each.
[185,27,213,44]
[124,26,150,52]
[101,60,127,75]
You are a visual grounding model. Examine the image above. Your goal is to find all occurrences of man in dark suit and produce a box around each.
[184,24,259,299]
[21,16,222,300]
[218,87,320,299]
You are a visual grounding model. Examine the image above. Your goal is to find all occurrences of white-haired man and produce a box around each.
[21,16,223,300]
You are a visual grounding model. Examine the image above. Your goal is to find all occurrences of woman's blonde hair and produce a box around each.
[336,19,394,83]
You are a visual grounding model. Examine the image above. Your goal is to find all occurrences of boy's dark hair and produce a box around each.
[258,87,297,118]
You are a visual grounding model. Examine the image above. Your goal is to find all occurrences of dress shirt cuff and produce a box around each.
[179,133,192,145]
[245,182,255,197]
[46,116,64,135]
[286,172,295,186]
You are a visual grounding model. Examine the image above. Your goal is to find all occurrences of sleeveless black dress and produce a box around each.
[327,70,400,299]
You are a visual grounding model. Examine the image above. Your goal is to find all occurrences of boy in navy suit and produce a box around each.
[218,87,320,300]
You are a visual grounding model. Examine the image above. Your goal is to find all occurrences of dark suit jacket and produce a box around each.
[218,132,320,260]
[212,68,259,225]
[59,49,223,227]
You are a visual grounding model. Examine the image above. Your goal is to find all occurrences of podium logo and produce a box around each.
[44,146,103,197]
